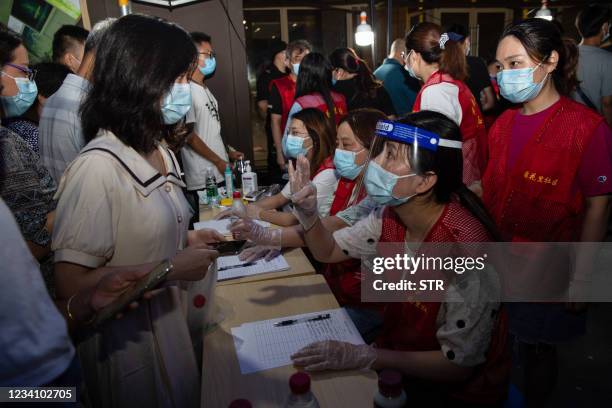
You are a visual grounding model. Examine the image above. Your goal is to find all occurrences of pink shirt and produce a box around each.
[509,103,612,197]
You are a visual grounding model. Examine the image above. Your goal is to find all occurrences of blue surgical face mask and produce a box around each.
[292,63,300,76]
[199,56,217,76]
[0,74,38,118]
[496,62,548,104]
[404,51,420,81]
[365,161,417,206]
[161,82,192,125]
[285,134,310,158]
[332,78,338,86]
[333,148,365,180]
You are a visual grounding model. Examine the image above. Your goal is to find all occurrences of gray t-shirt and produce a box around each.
[574,45,612,113]
[0,199,74,386]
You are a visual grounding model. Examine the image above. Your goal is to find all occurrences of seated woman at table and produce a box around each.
[51,15,224,408]
[230,108,387,340]
[287,111,510,406]
[223,107,337,226]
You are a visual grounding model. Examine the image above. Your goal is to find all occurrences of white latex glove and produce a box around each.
[215,204,262,220]
[291,340,377,372]
[288,155,319,230]
[229,218,281,249]
[238,245,281,262]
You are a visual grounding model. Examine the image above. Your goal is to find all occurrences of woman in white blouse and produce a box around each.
[52,15,222,407]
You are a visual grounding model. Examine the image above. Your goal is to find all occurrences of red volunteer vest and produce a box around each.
[270,76,296,132]
[413,71,486,183]
[294,91,348,126]
[322,175,371,307]
[376,203,510,404]
[482,97,603,242]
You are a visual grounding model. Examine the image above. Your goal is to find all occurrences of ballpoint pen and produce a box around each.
[218,262,256,272]
[274,313,331,327]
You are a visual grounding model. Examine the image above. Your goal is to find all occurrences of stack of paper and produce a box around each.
[231,308,364,374]
[194,219,270,235]
[217,254,290,281]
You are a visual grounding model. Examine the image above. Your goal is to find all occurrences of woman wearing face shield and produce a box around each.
[405,23,486,192]
[287,111,509,406]
[483,19,612,406]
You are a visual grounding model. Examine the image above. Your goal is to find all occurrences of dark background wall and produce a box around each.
[86,0,253,160]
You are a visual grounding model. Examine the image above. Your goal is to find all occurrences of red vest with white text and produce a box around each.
[482,97,603,242]
[413,71,486,183]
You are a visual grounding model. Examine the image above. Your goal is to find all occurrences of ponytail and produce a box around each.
[439,38,468,82]
[455,184,502,242]
[556,36,579,96]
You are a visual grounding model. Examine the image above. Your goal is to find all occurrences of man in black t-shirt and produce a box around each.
[255,40,288,182]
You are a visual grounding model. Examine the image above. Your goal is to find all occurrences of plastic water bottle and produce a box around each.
[284,372,320,408]
[225,164,234,197]
[205,168,219,207]
[231,191,247,218]
[373,369,406,408]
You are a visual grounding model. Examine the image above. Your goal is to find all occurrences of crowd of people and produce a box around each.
[1,3,611,408]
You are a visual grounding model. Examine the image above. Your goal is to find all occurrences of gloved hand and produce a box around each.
[238,245,281,262]
[229,218,282,248]
[288,155,319,231]
[215,204,263,220]
[291,340,377,372]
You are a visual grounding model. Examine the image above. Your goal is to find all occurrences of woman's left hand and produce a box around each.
[291,340,377,372]
[188,228,226,246]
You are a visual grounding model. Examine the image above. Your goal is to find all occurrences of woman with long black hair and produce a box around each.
[51,15,224,407]
[329,47,396,116]
[281,52,347,156]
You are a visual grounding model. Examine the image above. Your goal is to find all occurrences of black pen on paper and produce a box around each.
[274,313,331,327]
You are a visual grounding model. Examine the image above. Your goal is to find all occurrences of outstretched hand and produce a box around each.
[288,155,319,230]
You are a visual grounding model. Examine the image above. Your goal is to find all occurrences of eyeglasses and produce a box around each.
[4,63,36,81]
[198,51,216,59]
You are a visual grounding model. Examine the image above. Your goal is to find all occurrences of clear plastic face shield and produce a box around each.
[359,119,463,207]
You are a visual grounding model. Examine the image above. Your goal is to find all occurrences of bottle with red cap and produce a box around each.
[284,372,320,408]
[373,369,406,408]
[228,399,252,408]
[231,191,247,218]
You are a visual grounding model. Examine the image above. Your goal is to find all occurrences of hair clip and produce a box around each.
[439,33,450,49]
[439,32,465,49]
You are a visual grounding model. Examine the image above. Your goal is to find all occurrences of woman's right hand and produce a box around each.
[170,245,219,281]
[288,156,319,230]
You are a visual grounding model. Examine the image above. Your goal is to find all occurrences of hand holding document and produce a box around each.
[231,308,364,374]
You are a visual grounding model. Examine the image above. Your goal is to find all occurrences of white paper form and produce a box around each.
[194,219,270,235]
[231,308,364,374]
[217,255,290,281]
